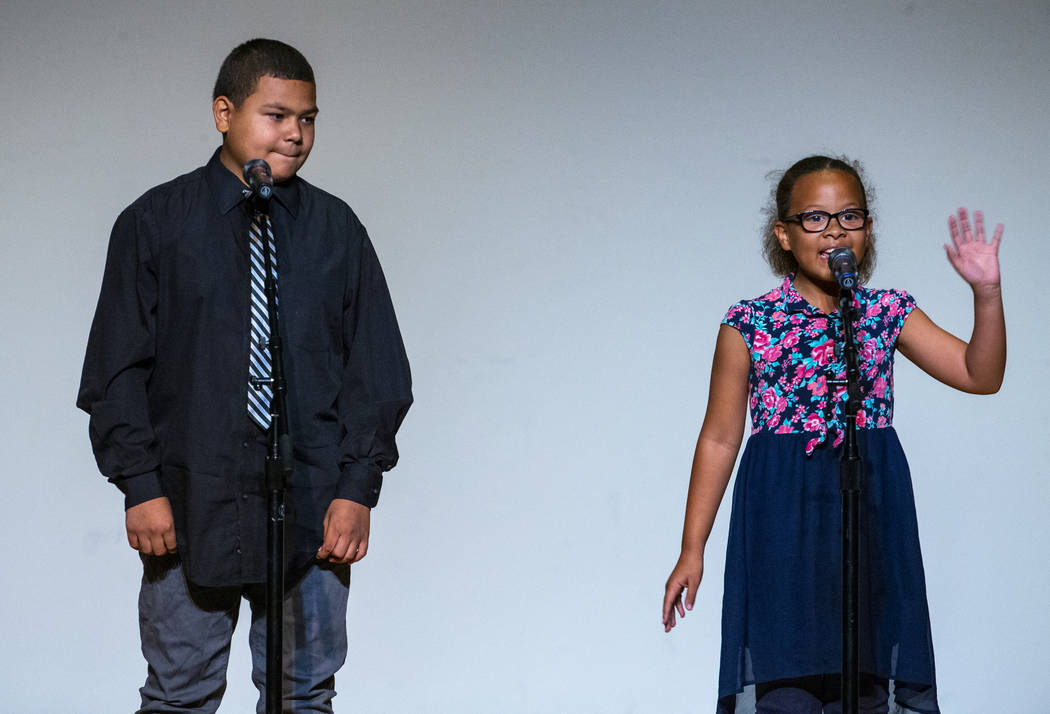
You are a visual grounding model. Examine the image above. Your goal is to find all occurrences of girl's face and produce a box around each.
[773,169,871,293]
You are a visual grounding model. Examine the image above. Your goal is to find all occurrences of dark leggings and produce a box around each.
[755,674,889,714]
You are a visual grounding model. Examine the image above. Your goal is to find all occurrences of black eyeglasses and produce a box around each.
[782,208,869,233]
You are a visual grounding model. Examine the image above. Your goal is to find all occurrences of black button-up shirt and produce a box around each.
[77,150,412,586]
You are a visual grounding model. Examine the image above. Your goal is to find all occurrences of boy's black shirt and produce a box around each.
[78,149,412,586]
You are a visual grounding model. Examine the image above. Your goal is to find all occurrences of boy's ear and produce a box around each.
[213,95,234,134]
[773,221,791,252]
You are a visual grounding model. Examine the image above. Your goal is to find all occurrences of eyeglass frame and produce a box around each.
[780,208,870,233]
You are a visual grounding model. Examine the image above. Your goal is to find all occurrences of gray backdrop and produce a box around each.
[2,1,1048,711]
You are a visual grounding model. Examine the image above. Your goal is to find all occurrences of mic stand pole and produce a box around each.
[251,199,294,714]
[836,288,862,714]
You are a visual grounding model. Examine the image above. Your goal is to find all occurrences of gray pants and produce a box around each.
[137,554,351,713]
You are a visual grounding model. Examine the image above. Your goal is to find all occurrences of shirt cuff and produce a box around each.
[336,463,383,508]
[115,470,166,510]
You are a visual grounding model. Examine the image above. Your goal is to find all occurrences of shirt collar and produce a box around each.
[779,273,865,316]
[205,148,301,217]
[779,274,820,315]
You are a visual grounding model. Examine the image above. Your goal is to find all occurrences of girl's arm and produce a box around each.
[897,208,1005,394]
[662,324,750,632]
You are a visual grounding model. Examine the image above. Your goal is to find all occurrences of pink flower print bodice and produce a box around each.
[722,275,916,454]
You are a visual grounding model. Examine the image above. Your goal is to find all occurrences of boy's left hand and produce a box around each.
[318,498,370,564]
[946,208,1003,291]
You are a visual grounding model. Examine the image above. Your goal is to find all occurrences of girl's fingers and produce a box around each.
[957,208,972,243]
[670,584,683,618]
[974,210,986,243]
[991,223,1004,249]
[944,244,964,275]
[663,593,677,628]
[951,208,1002,253]
[947,215,961,253]
[662,588,678,624]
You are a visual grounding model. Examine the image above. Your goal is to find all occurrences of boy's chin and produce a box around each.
[269,158,306,182]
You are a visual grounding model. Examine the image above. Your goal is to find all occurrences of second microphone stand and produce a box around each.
[249,196,294,714]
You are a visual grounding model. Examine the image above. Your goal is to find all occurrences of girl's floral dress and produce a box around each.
[716,276,940,714]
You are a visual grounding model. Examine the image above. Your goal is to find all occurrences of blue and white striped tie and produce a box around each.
[248,213,276,430]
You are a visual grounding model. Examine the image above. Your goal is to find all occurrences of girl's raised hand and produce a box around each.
[945,208,1003,290]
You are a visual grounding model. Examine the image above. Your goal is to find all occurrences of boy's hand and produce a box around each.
[126,496,177,555]
[318,498,370,564]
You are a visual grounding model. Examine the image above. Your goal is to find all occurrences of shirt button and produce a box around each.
[241,493,249,500]
[242,441,249,448]
[235,547,242,554]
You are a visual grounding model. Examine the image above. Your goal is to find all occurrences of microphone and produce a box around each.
[828,247,858,290]
[242,159,273,200]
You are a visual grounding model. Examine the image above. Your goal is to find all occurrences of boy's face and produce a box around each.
[213,75,318,183]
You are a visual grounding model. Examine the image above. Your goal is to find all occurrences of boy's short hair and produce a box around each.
[213,38,315,106]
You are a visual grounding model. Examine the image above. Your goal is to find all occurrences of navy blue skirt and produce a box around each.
[717,429,940,713]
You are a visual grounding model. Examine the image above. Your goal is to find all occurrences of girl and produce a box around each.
[661,155,1005,714]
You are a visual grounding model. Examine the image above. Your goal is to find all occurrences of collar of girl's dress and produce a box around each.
[777,273,863,318]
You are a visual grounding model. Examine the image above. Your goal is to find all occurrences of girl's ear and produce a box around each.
[773,221,791,252]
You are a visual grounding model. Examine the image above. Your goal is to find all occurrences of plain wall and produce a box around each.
[1,1,1047,711]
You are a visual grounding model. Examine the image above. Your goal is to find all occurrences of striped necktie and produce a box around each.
[248,212,276,430]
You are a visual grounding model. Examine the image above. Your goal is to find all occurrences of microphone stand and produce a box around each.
[835,287,862,714]
[249,196,294,714]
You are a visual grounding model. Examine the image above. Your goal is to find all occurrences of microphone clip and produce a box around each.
[243,159,274,202]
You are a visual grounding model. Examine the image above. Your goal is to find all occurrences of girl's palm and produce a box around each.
[946,208,1002,288]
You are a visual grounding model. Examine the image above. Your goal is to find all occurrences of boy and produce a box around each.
[77,39,412,712]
